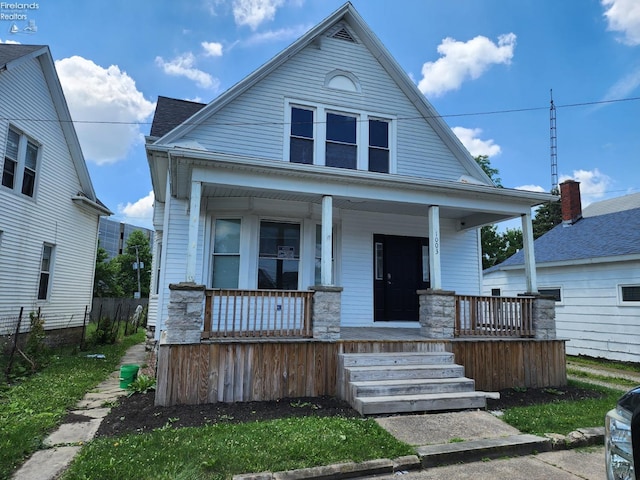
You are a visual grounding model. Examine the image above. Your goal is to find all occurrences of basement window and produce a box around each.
[620,285,640,303]
[539,288,561,302]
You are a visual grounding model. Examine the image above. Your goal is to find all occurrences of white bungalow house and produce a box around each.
[0,45,111,342]
[484,180,640,363]
[146,3,564,408]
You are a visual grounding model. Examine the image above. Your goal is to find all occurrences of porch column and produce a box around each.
[186,181,202,283]
[321,195,333,286]
[428,205,442,290]
[521,212,538,294]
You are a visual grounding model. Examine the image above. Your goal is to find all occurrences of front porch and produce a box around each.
[155,284,566,407]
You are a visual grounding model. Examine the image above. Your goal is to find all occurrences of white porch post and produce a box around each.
[521,212,538,293]
[186,181,202,283]
[428,205,442,290]
[321,195,333,286]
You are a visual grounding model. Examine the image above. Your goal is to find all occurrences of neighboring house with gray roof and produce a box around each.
[483,180,640,362]
[0,44,111,340]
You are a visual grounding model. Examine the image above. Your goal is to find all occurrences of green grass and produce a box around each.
[62,416,414,480]
[0,329,145,480]
[567,354,640,373]
[566,367,638,390]
[499,379,621,436]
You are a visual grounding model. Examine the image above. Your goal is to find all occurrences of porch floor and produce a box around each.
[339,326,424,341]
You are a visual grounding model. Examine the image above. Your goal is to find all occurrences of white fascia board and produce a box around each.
[492,253,640,272]
[37,48,98,201]
[72,195,113,216]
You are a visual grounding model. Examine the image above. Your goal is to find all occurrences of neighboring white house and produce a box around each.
[0,45,111,338]
[483,180,640,362]
[145,3,553,338]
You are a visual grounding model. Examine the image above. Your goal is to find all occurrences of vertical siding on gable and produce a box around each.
[0,57,99,331]
[179,36,471,182]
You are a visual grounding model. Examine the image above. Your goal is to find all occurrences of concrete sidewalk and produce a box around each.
[12,343,148,480]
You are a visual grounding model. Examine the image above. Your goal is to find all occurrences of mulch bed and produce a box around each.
[91,384,604,438]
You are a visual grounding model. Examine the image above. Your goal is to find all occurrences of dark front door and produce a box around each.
[373,234,429,322]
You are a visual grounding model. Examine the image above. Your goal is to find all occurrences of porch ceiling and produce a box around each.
[202,184,522,229]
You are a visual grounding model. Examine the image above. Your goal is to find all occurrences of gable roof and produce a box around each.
[149,96,206,138]
[151,2,492,185]
[0,44,111,215]
[485,206,640,273]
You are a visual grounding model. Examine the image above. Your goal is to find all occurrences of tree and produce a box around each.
[475,155,502,187]
[532,187,562,238]
[116,230,152,298]
[93,245,123,297]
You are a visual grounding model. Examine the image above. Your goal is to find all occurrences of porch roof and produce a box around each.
[147,145,556,230]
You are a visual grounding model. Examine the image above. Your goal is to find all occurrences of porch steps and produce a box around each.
[338,352,493,415]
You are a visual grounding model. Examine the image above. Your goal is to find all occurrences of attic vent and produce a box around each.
[332,27,356,43]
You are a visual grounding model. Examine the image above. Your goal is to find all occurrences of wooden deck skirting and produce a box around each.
[455,295,535,337]
[155,338,567,406]
[203,289,313,339]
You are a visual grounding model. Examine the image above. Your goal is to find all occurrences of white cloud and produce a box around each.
[602,0,640,45]
[601,66,640,102]
[0,39,21,44]
[515,184,546,193]
[452,126,502,157]
[559,169,612,205]
[118,191,154,227]
[202,41,223,57]
[155,52,220,89]
[233,0,284,30]
[244,24,311,45]
[418,33,517,97]
[55,56,155,165]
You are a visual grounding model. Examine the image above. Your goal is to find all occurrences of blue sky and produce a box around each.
[1,0,639,229]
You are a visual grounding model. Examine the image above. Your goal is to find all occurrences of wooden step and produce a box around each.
[354,391,488,415]
[344,364,464,383]
[339,352,454,367]
[350,377,476,398]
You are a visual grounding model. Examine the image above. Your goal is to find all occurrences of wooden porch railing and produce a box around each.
[455,295,534,338]
[202,289,313,339]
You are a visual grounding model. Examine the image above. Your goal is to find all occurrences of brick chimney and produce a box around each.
[560,179,582,225]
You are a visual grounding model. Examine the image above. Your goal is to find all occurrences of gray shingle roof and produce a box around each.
[0,44,45,69]
[149,96,206,138]
[486,206,640,272]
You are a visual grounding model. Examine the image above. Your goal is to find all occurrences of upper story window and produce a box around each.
[290,107,314,165]
[326,112,357,169]
[2,127,40,198]
[285,100,395,173]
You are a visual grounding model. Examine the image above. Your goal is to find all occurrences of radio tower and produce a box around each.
[550,89,558,192]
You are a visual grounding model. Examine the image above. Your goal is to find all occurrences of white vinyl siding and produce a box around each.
[0,55,100,331]
[483,261,640,362]
[177,34,472,182]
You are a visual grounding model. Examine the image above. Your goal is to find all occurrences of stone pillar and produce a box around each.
[162,282,206,344]
[532,296,556,339]
[309,286,342,340]
[418,289,455,339]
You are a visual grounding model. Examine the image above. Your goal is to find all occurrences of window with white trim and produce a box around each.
[2,127,40,198]
[38,244,54,300]
[258,221,300,290]
[211,219,241,288]
[286,101,394,173]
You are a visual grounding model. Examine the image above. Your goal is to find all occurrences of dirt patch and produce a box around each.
[93,384,604,438]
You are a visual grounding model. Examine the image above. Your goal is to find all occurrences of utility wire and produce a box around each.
[0,95,638,127]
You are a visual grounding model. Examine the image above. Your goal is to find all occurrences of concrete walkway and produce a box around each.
[12,343,148,480]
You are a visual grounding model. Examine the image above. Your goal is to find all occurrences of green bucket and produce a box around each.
[119,364,139,389]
